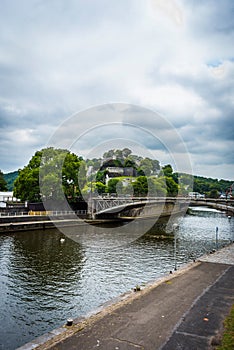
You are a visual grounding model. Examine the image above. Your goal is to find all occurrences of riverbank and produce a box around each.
[0,214,132,233]
[17,243,234,350]
[0,213,183,233]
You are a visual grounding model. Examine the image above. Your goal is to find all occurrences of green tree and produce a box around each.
[163,176,178,196]
[147,178,157,197]
[133,176,148,196]
[103,149,115,159]
[149,177,167,197]
[122,148,132,158]
[137,167,145,176]
[122,183,134,196]
[160,164,173,177]
[123,158,136,168]
[14,148,83,202]
[114,149,124,163]
[208,189,219,198]
[96,170,107,184]
[0,170,8,191]
[139,158,153,176]
[77,160,87,192]
[152,159,160,173]
[86,158,102,171]
[95,182,107,194]
[128,154,143,165]
[107,178,121,194]
[14,150,42,202]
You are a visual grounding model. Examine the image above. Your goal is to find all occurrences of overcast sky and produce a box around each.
[0,0,233,180]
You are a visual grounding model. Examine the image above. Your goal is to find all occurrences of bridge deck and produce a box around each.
[90,197,234,217]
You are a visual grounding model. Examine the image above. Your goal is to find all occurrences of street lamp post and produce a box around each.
[173,223,178,271]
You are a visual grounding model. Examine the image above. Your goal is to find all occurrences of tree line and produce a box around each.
[0,147,233,202]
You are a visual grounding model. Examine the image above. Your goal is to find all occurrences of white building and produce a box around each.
[0,191,20,202]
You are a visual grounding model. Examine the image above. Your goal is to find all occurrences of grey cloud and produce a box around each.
[187,0,234,35]
[0,0,233,180]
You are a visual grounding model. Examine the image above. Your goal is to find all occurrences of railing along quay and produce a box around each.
[0,210,87,217]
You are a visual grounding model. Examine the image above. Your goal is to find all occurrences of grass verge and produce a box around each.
[217,304,234,349]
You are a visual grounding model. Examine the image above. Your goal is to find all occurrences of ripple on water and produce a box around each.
[0,210,233,349]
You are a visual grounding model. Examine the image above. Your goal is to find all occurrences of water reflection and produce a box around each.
[65,215,177,249]
[0,208,233,350]
[0,230,84,350]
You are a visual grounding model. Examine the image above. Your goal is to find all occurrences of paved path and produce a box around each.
[21,244,233,350]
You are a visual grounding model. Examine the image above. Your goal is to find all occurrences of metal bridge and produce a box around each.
[88,196,234,219]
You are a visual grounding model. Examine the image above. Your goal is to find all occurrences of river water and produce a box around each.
[0,207,233,350]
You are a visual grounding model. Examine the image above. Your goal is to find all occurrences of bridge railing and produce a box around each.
[190,198,234,206]
[91,196,233,215]
[92,197,190,214]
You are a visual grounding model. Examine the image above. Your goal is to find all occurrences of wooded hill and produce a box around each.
[1,148,233,199]
[3,171,19,191]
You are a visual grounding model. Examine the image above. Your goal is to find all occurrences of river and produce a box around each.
[0,207,233,350]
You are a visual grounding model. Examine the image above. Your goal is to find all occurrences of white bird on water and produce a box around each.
[60,238,65,243]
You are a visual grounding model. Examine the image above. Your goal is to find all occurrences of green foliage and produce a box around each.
[193,176,233,195]
[12,146,233,203]
[0,170,8,191]
[77,160,87,191]
[86,158,102,171]
[122,148,132,158]
[3,171,18,191]
[96,170,107,184]
[96,149,161,181]
[161,164,173,177]
[103,148,132,162]
[208,189,220,198]
[133,176,148,196]
[173,173,233,196]
[122,183,134,196]
[139,158,153,176]
[137,168,145,176]
[123,158,136,168]
[164,176,178,196]
[133,174,171,197]
[14,150,42,202]
[128,154,143,164]
[107,178,122,194]
[14,147,83,202]
[152,159,160,173]
[103,149,115,159]
[95,182,107,194]
[101,158,123,168]
[150,177,167,197]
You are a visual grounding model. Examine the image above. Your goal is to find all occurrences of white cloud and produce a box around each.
[0,0,233,179]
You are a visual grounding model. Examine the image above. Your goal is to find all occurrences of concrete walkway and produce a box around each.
[21,244,233,350]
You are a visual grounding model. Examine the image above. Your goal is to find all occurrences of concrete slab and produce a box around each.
[36,262,232,350]
[162,265,234,349]
[199,243,234,265]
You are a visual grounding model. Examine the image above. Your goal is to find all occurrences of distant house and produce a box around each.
[188,192,205,199]
[0,191,20,203]
[106,167,136,178]
[123,167,136,177]
[106,167,124,177]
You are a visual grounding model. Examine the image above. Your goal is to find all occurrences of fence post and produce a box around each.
[216,227,219,250]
